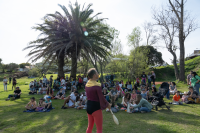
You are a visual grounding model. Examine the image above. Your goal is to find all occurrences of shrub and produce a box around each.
[28,68,40,77]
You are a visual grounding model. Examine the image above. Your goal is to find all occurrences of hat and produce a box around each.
[47,96,51,99]
[183,91,188,95]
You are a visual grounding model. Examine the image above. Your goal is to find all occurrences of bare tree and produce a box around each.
[168,0,198,81]
[153,7,180,79]
[143,21,159,46]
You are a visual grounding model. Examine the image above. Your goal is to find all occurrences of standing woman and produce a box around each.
[151,71,156,85]
[191,72,200,95]
[12,77,17,90]
[85,68,111,133]
[3,77,8,91]
[147,72,152,87]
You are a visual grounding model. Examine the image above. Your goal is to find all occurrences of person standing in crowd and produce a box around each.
[12,77,17,90]
[50,75,53,87]
[105,74,109,82]
[57,75,61,82]
[191,72,200,95]
[151,71,156,84]
[9,76,12,84]
[110,74,114,81]
[3,76,8,91]
[85,68,111,133]
[187,71,193,85]
[141,72,147,84]
[147,72,151,87]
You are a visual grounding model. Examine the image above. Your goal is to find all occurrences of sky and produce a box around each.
[0,0,200,65]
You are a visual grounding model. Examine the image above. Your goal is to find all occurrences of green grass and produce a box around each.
[1,75,200,133]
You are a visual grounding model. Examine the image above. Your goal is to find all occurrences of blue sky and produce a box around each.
[0,0,200,64]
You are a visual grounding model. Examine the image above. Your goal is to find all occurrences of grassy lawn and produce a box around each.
[1,75,200,133]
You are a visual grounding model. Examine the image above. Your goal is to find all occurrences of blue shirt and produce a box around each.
[45,100,52,105]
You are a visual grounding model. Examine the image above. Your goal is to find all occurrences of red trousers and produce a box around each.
[86,110,103,133]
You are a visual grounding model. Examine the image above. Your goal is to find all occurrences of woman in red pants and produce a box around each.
[85,68,111,133]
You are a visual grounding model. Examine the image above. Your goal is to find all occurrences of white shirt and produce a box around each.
[63,86,66,90]
[61,79,65,85]
[29,82,34,88]
[83,77,88,82]
[3,79,7,85]
[43,78,47,83]
[119,83,122,88]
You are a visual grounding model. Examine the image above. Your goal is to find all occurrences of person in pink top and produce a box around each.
[85,68,111,133]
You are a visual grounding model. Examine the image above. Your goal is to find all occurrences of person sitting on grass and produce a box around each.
[187,86,200,104]
[107,95,119,113]
[181,92,189,103]
[141,89,148,100]
[74,96,85,110]
[5,87,21,101]
[66,80,72,90]
[37,85,43,94]
[61,91,79,109]
[35,98,45,111]
[172,91,183,105]
[129,94,153,113]
[169,82,177,95]
[102,87,110,102]
[127,82,133,92]
[44,96,52,111]
[25,97,37,110]
[71,83,77,92]
[117,93,131,108]
[149,87,157,102]
[29,85,37,95]
[55,87,65,99]
[116,83,123,97]
[108,87,119,102]
[131,90,137,102]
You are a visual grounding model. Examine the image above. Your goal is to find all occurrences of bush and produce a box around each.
[28,68,40,77]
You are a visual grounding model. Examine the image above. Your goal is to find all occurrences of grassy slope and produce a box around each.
[1,75,200,133]
[154,56,200,81]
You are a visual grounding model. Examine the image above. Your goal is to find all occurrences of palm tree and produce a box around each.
[24,2,113,78]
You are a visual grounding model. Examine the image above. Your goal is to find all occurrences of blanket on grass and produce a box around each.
[23,107,55,113]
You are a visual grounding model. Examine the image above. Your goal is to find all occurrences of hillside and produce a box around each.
[154,56,200,81]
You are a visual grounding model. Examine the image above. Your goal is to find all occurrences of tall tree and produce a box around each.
[152,7,179,79]
[169,0,198,81]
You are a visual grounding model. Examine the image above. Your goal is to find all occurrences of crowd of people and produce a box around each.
[3,70,200,113]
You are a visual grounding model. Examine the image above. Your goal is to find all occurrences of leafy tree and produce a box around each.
[23,2,112,78]
[135,45,164,66]
[8,63,19,72]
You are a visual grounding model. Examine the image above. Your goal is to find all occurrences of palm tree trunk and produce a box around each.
[57,52,65,78]
[71,51,77,79]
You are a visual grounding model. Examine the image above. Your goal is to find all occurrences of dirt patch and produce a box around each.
[155,82,164,85]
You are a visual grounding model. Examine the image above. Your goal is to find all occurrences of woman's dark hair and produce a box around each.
[31,97,35,100]
[172,82,176,86]
[192,72,198,77]
[125,93,131,101]
[152,87,157,92]
[76,96,80,102]
[129,81,131,84]
[87,68,97,79]
[119,81,121,84]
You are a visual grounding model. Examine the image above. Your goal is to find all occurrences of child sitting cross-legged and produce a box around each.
[25,97,37,110]
[35,98,45,111]
[172,91,183,105]
[44,96,52,111]
[74,96,85,110]
[181,92,189,103]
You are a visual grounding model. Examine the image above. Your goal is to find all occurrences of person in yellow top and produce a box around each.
[172,91,183,105]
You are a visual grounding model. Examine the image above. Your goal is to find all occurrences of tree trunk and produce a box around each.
[100,62,104,82]
[179,1,186,82]
[71,51,77,79]
[57,51,65,78]
[169,49,179,80]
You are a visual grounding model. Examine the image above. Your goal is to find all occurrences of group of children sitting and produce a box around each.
[25,96,52,111]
